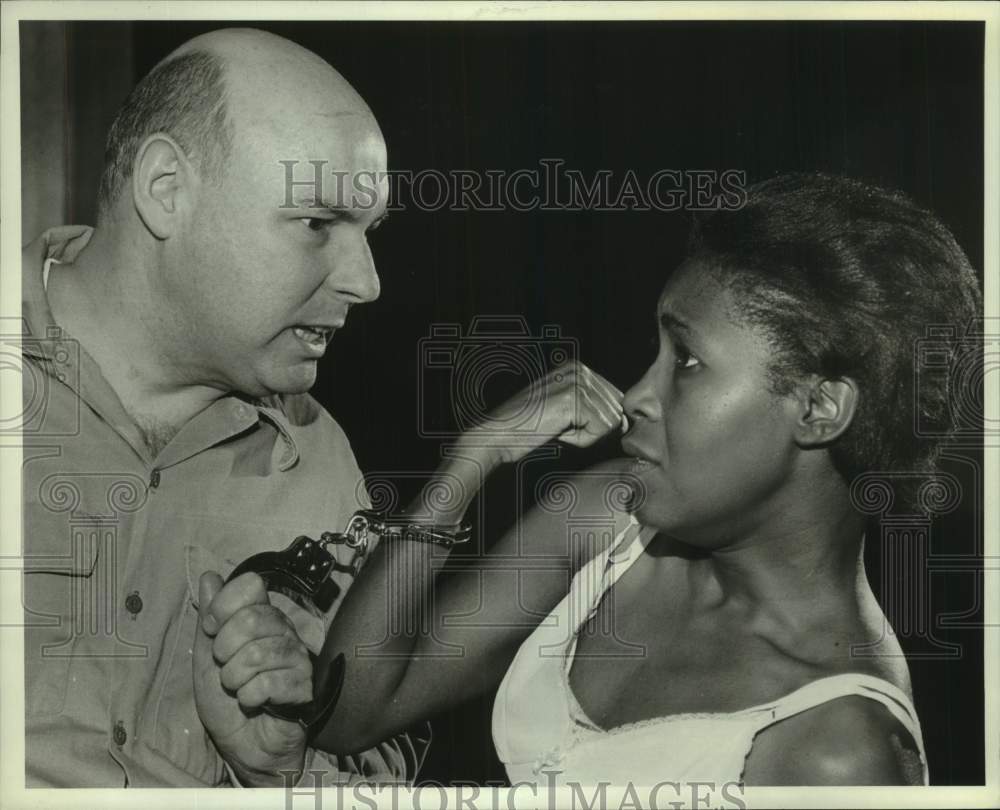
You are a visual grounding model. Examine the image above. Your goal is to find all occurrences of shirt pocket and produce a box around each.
[22,504,102,718]
[142,544,235,782]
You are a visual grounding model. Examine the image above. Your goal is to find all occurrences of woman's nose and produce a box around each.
[623,362,664,423]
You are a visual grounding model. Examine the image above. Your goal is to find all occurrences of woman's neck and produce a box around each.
[679,470,868,628]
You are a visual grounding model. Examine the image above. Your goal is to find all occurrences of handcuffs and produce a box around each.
[224,509,470,731]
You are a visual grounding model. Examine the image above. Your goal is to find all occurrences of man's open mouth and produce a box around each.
[292,325,334,346]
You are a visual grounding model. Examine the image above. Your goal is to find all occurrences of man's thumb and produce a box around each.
[198,571,225,636]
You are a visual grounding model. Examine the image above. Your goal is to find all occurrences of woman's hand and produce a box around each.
[461,361,626,467]
[403,362,624,526]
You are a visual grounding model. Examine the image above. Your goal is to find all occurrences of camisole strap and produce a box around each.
[562,517,655,659]
[602,516,656,582]
[763,672,928,773]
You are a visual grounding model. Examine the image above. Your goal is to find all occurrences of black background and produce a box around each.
[47,20,985,785]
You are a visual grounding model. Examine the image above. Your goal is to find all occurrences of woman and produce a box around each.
[311,173,981,785]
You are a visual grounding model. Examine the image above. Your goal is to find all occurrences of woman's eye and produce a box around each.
[673,342,700,370]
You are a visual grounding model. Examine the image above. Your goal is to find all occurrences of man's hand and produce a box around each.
[193,571,312,787]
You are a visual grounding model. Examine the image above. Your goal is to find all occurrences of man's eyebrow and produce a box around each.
[292,195,349,212]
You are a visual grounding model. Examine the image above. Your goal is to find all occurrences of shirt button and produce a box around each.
[149,468,161,489]
[125,591,143,616]
[112,720,127,747]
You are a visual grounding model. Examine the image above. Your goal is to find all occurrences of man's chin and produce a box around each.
[252,362,319,397]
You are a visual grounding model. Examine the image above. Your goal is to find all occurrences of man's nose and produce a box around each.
[623,361,664,424]
[326,234,381,304]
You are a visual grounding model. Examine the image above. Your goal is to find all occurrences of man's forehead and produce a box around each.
[247,106,382,142]
[239,112,386,173]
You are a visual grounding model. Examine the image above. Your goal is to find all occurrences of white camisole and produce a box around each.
[492,519,929,786]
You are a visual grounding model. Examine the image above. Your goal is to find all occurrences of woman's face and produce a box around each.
[621,263,804,546]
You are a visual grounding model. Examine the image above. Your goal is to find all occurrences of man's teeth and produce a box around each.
[293,326,330,345]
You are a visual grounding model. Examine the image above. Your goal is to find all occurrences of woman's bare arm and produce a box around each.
[311,363,629,754]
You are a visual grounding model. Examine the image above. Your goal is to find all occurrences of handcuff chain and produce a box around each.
[319,509,471,558]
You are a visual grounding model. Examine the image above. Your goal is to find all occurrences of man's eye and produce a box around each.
[301,217,334,232]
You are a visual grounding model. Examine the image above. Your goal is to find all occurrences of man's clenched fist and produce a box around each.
[193,571,312,787]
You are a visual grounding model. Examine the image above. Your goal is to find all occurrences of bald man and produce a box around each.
[21,29,426,787]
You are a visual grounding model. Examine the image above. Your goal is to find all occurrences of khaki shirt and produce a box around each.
[21,226,428,787]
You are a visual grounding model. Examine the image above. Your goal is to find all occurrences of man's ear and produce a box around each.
[792,375,859,448]
[131,134,196,239]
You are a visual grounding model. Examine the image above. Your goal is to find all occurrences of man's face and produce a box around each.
[162,104,389,397]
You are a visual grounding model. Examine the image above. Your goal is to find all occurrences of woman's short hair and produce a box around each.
[687,172,982,487]
[97,49,233,222]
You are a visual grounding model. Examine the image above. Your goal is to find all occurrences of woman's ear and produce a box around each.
[131,133,197,239]
[793,375,859,447]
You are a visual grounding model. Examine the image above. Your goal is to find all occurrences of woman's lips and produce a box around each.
[628,457,655,473]
[621,437,657,466]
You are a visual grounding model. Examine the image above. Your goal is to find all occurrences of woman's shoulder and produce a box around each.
[743,690,925,785]
[742,614,922,784]
[726,570,924,783]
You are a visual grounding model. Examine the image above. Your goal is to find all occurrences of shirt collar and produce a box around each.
[21,225,94,363]
[246,396,302,471]
[151,396,300,472]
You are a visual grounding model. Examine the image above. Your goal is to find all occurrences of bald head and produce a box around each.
[175,28,376,126]
[97,28,377,221]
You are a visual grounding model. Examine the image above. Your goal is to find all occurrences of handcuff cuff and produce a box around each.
[224,509,471,731]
